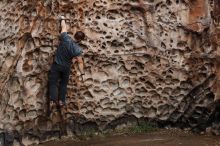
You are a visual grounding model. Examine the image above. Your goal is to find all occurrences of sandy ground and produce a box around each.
[39,129,220,146]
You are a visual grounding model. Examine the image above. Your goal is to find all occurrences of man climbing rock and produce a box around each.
[49,16,85,109]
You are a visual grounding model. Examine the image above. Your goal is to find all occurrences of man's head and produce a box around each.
[74,31,85,42]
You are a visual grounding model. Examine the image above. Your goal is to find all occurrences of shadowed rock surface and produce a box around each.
[0,0,220,145]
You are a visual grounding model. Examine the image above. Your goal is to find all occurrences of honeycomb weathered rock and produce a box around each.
[0,0,220,145]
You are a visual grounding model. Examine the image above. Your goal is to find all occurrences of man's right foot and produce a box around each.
[59,100,66,108]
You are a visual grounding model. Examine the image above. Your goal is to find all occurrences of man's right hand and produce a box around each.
[58,15,65,21]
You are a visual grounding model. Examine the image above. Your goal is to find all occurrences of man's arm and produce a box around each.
[60,16,67,33]
[76,56,85,75]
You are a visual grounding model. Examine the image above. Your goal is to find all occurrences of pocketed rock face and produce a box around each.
[0,0,219,145]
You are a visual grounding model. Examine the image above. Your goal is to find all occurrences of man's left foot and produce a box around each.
[47,100,57,116]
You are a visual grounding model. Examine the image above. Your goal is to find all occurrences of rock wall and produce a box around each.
[0,0,219,145]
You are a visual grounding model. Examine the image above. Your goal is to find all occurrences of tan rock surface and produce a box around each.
[0,0,219,145]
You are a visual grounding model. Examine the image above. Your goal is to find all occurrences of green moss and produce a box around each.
[107,122,158,135]
[77,122,158,140]
[129,122,157,133]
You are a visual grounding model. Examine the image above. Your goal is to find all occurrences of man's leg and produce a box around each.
[49,63,60,102]
[59,67,71,104]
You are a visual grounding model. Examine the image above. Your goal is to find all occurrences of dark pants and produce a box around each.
[49,62,71,103]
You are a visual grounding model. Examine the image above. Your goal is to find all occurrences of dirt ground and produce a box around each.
[40,129,220,146]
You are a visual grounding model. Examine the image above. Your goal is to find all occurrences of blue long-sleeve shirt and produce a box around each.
[55,32,83,67]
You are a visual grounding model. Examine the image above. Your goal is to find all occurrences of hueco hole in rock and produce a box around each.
[0,0,220,145]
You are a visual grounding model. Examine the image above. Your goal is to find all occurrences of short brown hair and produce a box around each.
[74,31,85,41]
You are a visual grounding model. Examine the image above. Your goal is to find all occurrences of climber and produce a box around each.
[48,16,85,110]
